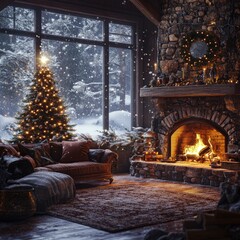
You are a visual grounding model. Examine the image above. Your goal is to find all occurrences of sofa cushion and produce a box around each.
[18,143,55,167]
[45,161,111,177]
[60,141,91,163]
[0,143,20,157]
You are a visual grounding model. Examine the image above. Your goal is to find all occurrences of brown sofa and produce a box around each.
[1,140,118,184]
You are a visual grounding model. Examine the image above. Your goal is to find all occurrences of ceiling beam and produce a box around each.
[0,0,15,10]
[130,0,160,26]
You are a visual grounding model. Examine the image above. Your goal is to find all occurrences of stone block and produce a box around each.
[165,165,175,172]
[223,170,237,179]
[190,177,201,184]
[156,164,166,171]
[185,168,202,178]
[201,168,212,176]
[201,177,210,185]
[183,176,191,183]
[162,172,170,180]
[172,171,183,181]
[175,166,187,172]
[210,180,220,187]
[209,175,218,181]
[155,170,162,178]
[139,169,146,176]
[212,169,224,177]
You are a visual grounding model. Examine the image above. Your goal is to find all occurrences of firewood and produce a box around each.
[186,228,230,240]
[203,212,240,229]
[183,219,202,231]
[215,208,240,218]
[199,146,210,156]
[195,210,214,224]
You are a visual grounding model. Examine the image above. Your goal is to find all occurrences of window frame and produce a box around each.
[0,3,139,131]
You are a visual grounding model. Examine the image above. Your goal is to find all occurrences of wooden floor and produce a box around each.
[0,173,216,240]
[0,214,184,240]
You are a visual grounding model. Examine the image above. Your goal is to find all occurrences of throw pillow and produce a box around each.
[0,143,20,157]
[60,140,91,163]
[3,155,34,179]
[18,143,55,167]
[49,142,63,162]
[88,149,105,163]
[17,143,35,158]
[22,155,37,169]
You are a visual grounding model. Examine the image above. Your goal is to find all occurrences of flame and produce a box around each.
[184,133,207,156]
[182,133,220,164]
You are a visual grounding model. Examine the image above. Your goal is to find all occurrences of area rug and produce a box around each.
[47,175,221,233]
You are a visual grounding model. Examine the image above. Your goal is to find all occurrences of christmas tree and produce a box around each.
[13,60,75,143]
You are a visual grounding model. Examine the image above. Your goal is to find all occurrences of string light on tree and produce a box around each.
[13,55,75,143]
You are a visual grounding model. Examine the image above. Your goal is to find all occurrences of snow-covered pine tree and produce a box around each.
[13,65,75,143]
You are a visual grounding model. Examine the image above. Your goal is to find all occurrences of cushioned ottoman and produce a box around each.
[8,171,76,213]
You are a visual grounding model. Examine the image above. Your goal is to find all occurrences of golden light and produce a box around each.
[184,133,207,157]
[39,55,49,65]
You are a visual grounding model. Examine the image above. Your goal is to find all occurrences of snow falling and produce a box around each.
[0,6,133,141]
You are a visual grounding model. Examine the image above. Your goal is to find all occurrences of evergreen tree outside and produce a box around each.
[13,62,75,143]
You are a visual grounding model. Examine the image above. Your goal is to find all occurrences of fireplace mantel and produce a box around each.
[140,84,240,98]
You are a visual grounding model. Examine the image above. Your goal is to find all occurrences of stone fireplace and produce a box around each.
[131,84,240,186]
[139,0,240,164]
[141,84,240,164]
[130,84,240,186]
[130,0,240,186]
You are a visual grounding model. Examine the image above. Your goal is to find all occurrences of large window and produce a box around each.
[0,5,136,140]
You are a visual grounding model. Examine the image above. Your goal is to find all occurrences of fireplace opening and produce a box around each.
[169,119,228,164]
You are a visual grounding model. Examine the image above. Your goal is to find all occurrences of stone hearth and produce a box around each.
[130,160,240,187]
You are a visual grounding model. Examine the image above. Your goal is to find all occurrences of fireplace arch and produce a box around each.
[151,97,238,160]
[168,117,228,161]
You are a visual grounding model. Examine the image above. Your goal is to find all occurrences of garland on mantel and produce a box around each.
[181,31,220,67]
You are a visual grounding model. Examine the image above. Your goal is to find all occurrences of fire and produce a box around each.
[183,133,220,163]
[184,133,207,157]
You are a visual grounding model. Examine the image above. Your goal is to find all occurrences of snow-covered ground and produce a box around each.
[0,110,131,142]
[0,115,17,142]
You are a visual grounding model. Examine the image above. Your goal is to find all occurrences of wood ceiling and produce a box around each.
[0,0,161,26]
[130,0,161,26]
[0,0,14,10]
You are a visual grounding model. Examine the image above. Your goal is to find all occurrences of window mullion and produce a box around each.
[13,6,16,29]
[35,9,41,63]
[103,21,109,131]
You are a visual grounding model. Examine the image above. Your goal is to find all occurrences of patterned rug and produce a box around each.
[48,175,220,233]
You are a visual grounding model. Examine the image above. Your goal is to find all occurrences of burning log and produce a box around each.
[199,146,210,156]
[185,154,199,161]
[182,133,220,163]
